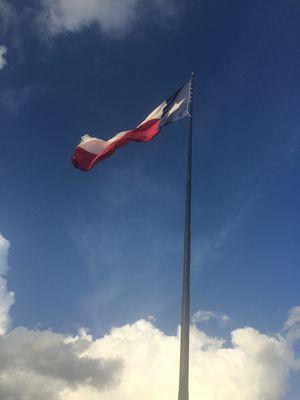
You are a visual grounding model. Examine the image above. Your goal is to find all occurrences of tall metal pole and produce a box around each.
[178,72,194,400]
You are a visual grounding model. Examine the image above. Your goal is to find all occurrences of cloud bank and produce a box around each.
[0,319,297,400]
[38,0,176,37]
[1,233,300,399]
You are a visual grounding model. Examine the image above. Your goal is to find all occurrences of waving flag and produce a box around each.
[72,79,192,171]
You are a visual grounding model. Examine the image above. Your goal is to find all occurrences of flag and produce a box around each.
[71,79,192,171]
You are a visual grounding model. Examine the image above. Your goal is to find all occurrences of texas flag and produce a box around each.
[72,79,192,171]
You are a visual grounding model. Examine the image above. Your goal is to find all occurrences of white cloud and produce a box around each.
[0,232,300,399]
[38,0,175,37]
[192,309,230,326]
[0,45,7,69]
[40,321,297,400]
[0,234,14,335]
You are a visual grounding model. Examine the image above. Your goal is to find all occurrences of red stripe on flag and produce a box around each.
[72,119,161,171]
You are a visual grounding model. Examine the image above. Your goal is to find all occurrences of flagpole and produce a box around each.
[178,72,194,400]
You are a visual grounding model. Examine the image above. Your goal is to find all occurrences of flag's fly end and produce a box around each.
[71,77,193,171]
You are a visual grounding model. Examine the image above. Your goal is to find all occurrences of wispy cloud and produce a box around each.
[0,0,17,37]
[0,84,43,114]
[0,0,22,53]
[283,306,300,354]
[192,177,267,270]
[71,163,178,268]
[284,306,300,331]
[0,45,6,69]
[0,234,15,335]
[70,163,181,328]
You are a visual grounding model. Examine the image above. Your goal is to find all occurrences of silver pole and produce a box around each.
[178,72,194,400]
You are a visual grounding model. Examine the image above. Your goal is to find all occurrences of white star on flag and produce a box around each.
[167,99,185,117]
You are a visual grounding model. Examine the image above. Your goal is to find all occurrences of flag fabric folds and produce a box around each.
[72,79,192,171]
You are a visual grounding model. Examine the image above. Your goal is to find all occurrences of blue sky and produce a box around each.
[0,1,300,399]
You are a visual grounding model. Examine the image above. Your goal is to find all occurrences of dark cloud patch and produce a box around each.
[0,327,122,400]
